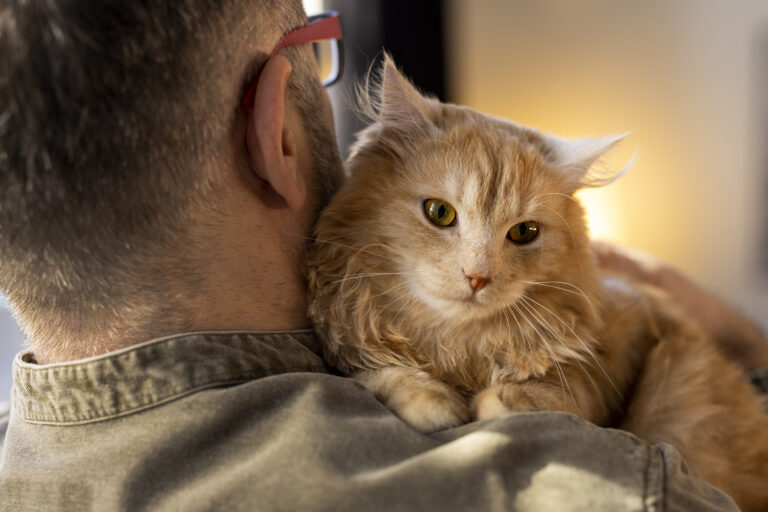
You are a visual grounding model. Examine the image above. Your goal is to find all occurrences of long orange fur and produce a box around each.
[306,57,768,510]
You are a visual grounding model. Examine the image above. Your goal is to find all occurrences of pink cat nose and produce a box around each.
[464,271,491,292]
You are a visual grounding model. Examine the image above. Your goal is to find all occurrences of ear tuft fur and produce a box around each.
[542,132,635,189]
[355,53,437,141]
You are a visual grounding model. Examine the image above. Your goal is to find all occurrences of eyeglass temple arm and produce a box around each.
[241,13,342,109]
[271,15,342,58]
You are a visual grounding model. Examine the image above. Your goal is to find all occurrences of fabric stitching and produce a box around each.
[11,332,326,425]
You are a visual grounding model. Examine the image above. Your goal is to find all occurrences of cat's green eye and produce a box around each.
[507,221,540,244]
[423,199,456,227]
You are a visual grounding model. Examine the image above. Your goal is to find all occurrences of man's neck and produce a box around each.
[28,156,316,364]
[29,229,311,364]
[30,275,310,365]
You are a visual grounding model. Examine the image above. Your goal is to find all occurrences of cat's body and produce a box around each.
[306,58,768,510]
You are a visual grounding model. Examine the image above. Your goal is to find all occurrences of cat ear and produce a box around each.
[543,133,632,190]
[375,55,437,140]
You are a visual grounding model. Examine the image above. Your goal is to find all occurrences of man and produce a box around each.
[0,1,764,510]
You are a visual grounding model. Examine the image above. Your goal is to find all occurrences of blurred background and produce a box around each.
[1,0,767,401]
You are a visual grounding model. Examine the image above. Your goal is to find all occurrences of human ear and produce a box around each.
[244,54,306,212]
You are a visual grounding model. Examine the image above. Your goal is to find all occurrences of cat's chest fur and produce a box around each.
[398,301,600,393]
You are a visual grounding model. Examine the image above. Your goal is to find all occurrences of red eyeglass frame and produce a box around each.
[241,11,342,109]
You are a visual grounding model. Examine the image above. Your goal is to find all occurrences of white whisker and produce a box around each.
[539,203,583,271]
[512,300,577,412]
[520,294,621,400]
[293,233,400,264]
[536,192,580,205]
[389,290,418,321]
[518,295,601,397]
[331,272,407,285]
[368,280,411,302]
[507,305,537,377]
[498,307,514,367]
[520,280,597,314]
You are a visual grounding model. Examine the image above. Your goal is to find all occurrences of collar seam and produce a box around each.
[16,366,328,426]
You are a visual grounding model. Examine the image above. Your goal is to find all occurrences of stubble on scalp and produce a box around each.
[0,0,318,360]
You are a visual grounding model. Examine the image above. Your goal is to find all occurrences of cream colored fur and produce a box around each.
[306,57,768,510]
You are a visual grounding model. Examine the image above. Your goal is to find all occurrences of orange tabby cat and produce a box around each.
[306,57,768,510]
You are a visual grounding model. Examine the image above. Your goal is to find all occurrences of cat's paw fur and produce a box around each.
[473,385,514,421]
[473,382,572,421]
[355,367,470,432]
[393,384,469,432]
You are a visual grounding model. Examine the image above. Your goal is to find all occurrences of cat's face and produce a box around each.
[380,138,580,322]
[329,57,624,325]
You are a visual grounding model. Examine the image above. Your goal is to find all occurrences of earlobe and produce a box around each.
[244,54,306,212]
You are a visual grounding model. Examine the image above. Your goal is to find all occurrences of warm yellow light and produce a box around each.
[576,188,621,243]
[302,0,324,15]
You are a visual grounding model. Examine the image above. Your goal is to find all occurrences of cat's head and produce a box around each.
[318,56,627,326]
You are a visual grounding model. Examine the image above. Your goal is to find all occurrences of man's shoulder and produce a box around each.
[0,372,740,511]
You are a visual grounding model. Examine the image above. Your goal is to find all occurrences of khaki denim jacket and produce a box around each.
[0,331,738,511]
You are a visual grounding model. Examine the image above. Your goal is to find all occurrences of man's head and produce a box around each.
[0,0,342,362]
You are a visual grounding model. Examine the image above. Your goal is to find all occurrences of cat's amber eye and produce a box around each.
[507,221,540,244]
[423,199,456,227]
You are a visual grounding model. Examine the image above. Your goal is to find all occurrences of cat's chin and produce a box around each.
[421,293,501,322]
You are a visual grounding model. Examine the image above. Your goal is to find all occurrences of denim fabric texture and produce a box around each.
[0,331,739,511]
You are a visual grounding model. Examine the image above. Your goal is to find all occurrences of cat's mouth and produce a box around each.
[420,289,489,314]
[457,291,500,313]
[461,294,484,304]
[411,278,507,320]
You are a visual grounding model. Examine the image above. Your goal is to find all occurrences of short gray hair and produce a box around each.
[0,0,305,346]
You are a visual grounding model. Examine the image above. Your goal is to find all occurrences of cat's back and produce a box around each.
[605,274,768,511]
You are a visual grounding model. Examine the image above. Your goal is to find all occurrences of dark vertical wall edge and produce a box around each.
[756,26,768,280]
[323,0,446,159]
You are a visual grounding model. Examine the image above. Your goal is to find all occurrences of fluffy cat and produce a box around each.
[306,57,768,510]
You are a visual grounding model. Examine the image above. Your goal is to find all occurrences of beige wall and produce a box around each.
[446,0,768,329]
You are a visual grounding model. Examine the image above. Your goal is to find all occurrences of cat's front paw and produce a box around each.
[473,382,568,421]
[473,385,515,421]
[393,385,469,432]
[355,368,470,432]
